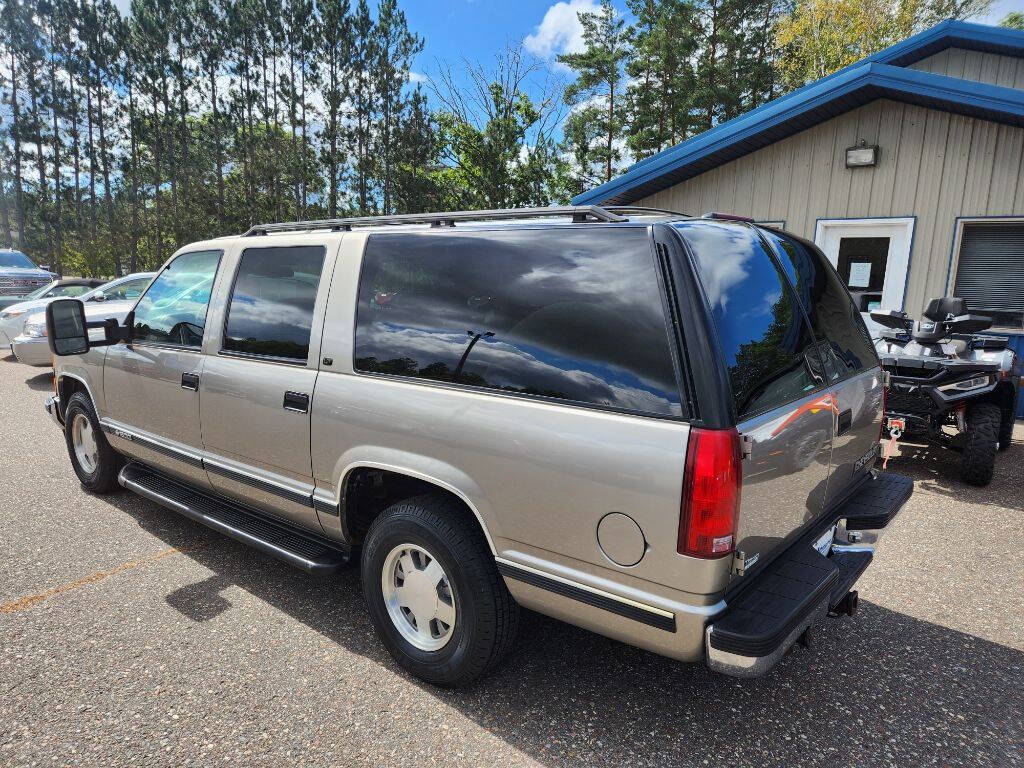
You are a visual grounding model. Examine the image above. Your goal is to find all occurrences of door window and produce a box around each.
[132,250,222,348]
[836,236,888,312]
[354,229,682,417]
[673,221,823,419]
[92,276,152,302]
[222,246,326,361]
[763,231,878,381]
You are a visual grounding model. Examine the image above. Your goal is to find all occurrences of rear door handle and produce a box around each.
[837,408,853,435]
[283,391,310,413]
[181,372,200,391]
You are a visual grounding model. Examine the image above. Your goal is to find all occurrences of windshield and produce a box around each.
[83,275,153,302]
[22,281,59,300]
[0,251,36,269]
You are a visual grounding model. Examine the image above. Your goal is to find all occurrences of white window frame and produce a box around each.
[814,217,916,311]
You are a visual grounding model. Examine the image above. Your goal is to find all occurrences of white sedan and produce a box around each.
[11,299,137,367]
[0,272,154,348]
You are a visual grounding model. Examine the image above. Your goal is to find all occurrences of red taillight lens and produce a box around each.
[678,427,742,558]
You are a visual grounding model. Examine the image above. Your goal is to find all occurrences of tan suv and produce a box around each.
[43,206,912,686]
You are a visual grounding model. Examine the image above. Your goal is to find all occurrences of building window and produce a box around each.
[954,223,1024,331]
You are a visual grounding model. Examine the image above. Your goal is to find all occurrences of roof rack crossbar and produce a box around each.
[242,206,627,236]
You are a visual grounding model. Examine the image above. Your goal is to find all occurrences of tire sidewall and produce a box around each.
[361,512,485,683]
[64,392,119,492]
[962,403,999,485]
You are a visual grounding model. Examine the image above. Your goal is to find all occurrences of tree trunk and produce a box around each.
[606,79,614,182]
[8,50,26,248]
[28,67,53,267]
[48,26,64,275]
[127,76,140,273]
[209,64,225,227]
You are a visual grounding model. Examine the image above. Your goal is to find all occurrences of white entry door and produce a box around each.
[814,218,915,312]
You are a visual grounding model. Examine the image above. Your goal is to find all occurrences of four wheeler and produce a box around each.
[871,297,1020,486]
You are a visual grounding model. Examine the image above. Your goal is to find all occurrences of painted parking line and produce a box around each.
[0,546,194,615]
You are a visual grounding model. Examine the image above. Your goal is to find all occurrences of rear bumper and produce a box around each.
[705,471,913,677]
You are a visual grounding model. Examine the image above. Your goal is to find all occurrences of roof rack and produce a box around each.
[242,205,628,237]
[604,205,690,217]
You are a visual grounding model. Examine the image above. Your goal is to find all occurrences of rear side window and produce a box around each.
[762,231,878,381]
[223,246,326,361]
[353,228,682,417]
[673,221,823,420]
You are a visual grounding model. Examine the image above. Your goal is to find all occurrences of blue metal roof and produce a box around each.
[574,20,1024,206]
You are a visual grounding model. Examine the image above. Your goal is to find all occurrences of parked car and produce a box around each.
[0,277,105,314]
[0,249,54,305]
[13,297,139,366]
[42,207,912,686]
[1,273,155,348]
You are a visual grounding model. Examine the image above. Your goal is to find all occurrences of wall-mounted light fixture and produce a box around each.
[846,139,879,168]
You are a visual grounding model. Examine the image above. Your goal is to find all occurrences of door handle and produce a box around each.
[837,408,853,435]
[181,372,200,391]
[283,391,310,413]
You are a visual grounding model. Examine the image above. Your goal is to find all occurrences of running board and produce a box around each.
[118,463,351,575]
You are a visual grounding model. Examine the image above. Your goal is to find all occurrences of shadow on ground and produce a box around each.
[882,430,1024,510]
[24,371,54,392]
[96,488,1023,766]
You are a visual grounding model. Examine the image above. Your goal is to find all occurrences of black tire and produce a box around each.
[361,494,519,687]
[998,408,1014,452]
[961,402,1000,486]
[63,391,123,494]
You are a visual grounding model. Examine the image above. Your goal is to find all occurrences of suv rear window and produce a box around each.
[673,221,823,420]
[353,228,682,417]
[761,230,878,382]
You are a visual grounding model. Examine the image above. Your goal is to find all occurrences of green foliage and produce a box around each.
[1002,11,1024,30]
[775,0,992,90]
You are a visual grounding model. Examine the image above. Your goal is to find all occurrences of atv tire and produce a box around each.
[998,408,1014,452]
[961,403,1000,486]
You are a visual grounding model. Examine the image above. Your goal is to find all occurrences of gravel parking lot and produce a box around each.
[1,353,1022,767]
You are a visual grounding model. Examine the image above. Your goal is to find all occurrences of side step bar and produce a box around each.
[119,463,351,575]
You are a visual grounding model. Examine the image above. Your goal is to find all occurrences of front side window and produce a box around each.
[222,246,326,361]
[24,282,58,300]
[132,250,221,347]
[674,221,823,420]
[354,228,682,417]
[93,276,152,302]
[763,231,878,381]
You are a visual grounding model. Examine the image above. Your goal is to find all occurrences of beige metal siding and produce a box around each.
[908,48,1024,88]
[639,99,1024,315]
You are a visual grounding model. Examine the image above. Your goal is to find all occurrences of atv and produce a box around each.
[870,297,1020,486]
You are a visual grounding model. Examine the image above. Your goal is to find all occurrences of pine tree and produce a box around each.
[557,0,629,184]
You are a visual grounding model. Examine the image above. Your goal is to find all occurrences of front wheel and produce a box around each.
[64,391,123,493]
[961,403,1000,486]
[361,494,519,687]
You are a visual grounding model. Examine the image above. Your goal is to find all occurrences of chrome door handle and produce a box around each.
[181,372,200,391]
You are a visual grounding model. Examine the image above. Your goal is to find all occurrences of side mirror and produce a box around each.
[45,299,89,356]
[92,294,106,302]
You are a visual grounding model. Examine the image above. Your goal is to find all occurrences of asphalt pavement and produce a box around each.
[1,353,1021,767]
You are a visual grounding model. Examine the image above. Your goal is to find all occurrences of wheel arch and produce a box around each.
[336,460,498,555]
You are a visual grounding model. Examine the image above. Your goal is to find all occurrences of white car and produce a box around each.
[11,298,138,367]
[0,272,154,348]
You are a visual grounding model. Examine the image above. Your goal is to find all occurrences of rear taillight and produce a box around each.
[678,427,742,558]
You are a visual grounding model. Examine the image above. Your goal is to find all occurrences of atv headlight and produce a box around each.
[938,375,991,394]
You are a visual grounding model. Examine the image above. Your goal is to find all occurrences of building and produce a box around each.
[574,20,1024,415]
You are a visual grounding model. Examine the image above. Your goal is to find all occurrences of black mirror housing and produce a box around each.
[46,299,90,356]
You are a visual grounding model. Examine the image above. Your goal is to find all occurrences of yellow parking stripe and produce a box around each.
[0,547,189,615]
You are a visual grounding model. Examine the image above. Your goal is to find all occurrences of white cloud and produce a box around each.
[408,71,429,84]
[523,0,600,63]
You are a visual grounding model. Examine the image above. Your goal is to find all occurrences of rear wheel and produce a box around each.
[361,494,519,687]
[961,402,1000,486]
[64,391,123,493]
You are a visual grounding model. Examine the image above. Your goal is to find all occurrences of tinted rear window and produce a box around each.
[353,228,682,416]
[762,230,878,381]
[673,221,824,419]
